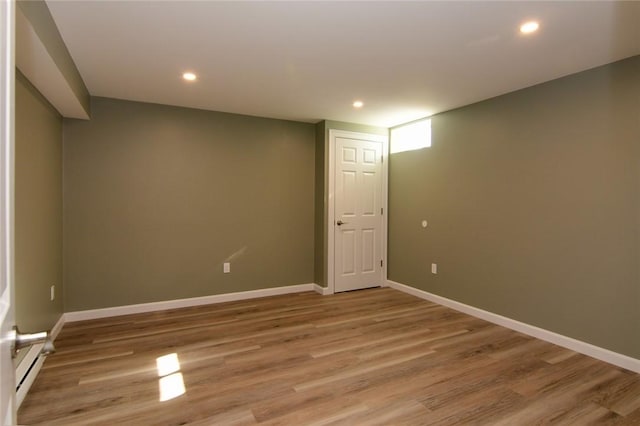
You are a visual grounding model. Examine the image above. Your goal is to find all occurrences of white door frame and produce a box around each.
[327,129,388,294]
[0,0,16,424]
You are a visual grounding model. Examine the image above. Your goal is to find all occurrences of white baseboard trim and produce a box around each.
[50,313,65,341]
[15,343,44,390]
[15,347,46,409]
[15,313,64,409]
[64,283,318,322]
[313,284,331,295]
[387,280,640,374]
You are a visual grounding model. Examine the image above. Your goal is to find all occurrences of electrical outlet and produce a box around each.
[223,262,230,273]
[50,285,55,301]
[431,263,437,274]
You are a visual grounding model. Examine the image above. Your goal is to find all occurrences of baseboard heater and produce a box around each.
[15,343,47,408]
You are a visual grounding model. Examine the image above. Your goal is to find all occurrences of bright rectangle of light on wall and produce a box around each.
[390,119,431,154]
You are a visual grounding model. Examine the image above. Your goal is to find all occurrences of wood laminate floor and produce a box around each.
[18,288,640,425]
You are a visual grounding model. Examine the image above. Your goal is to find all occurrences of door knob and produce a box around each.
[11,326,56,358]
[336,220,348,226]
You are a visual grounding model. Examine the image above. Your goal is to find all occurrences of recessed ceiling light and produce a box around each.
[182,72,197,81]
[520,21,539,34]
[353,100,364,108]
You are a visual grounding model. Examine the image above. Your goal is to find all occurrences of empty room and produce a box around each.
[2,0,639,424]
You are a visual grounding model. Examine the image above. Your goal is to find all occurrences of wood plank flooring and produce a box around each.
[18,288,640,425]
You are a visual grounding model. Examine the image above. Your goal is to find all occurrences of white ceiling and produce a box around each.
[46,1,640,128]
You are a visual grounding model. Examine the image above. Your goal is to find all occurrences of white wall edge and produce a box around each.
[313,284,331,295]
[65,283,317,322]
[387,280,640,374]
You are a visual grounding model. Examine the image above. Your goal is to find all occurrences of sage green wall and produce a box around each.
[389,56,640,358]
[313,120,388,287]
[64,98,315,311]
[15,71,64,332]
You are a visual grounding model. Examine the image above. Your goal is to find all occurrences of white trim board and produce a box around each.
[313,284,331,295]
[15,313,65,409]
[387,280,640,374]
[15,349,45,409]
[65,283,318,322]
[50,313,65,341]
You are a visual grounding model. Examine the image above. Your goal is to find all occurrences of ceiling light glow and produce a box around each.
[520,21,539,34]
[353,100,364,108]
[182,72,197,81]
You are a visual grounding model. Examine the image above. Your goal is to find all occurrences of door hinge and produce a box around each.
[381,155,384,163]
[381,207,383,215]
[380,260,383,267]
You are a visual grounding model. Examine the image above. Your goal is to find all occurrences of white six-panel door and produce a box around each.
[334,136,384,292]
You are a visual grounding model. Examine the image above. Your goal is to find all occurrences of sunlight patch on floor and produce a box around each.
[156,353,186,401]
